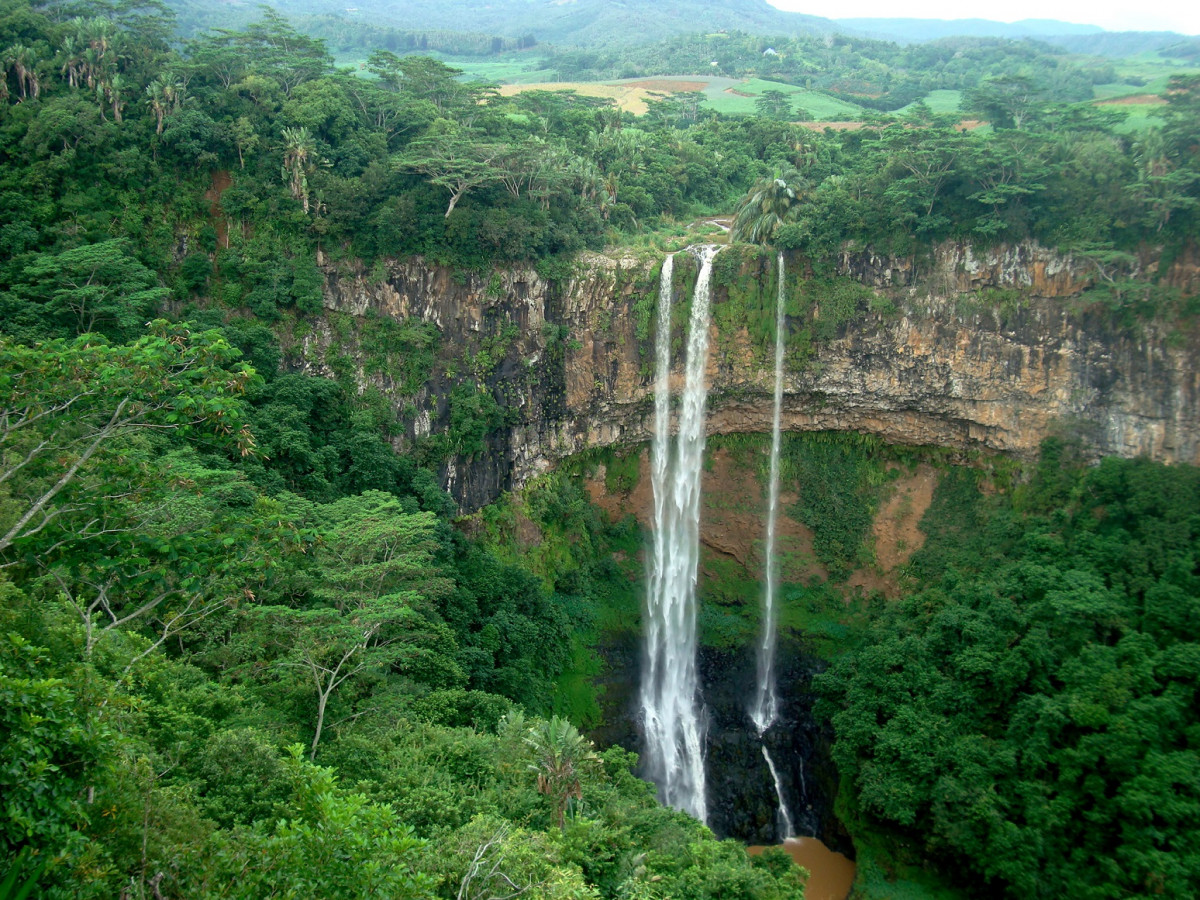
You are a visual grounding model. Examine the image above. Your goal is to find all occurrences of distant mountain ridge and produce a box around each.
[166,0,1193,54]
[257,0,842,45]
[832,17,1195,55]
[834,17,1104,43]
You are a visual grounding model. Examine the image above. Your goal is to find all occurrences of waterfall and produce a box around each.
[762,746,795,838]
[750,252,794,839]
[750,251,787,735]
[640,245,720,823]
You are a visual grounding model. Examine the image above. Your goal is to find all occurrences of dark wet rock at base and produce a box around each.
[699,641,848,853]
[594,634,852,856]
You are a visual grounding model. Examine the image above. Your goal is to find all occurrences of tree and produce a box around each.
[877,124,965,221]
[18,239,169,339]
[0,623,112,869]
[1128,127,1198,233]
[965,131,1050,236]
[59,34,82,89]
[400,121,505,217]
[436,815,599,900]
[819,454,1200,898]
[313,492,449,611]
[525,716,599,829]
[51,453,300,663]
[234,10,331,99]
[730,169,809,245]
[145,73,184,135]
[274,599,416,761]
[493,138,572,208]
[281,125,318,213]
[230,115,259,168]
[367,52,481,115]
[196,746,433,899]
[256,492,458,759]
[0,323,257,566]
[966,74,1043,130]
[100,71,127,123]
[3,43,40,100]
[754,89,792,121]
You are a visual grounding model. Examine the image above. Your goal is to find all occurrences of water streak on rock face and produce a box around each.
[762,745,795,838]
[639,247,719,822]
[750,251,788,736]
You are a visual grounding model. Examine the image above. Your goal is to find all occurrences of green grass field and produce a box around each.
[491,74,872,120]
[1110,105,1168,133]
[899,89,962,115]
[438,53,558,84]
[330,49,558,84]
[1093,81,1150,100]
[696,77,866,119]
[1105,51,1200,97]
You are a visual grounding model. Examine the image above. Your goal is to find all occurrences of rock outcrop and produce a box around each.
[303,241,1200,510]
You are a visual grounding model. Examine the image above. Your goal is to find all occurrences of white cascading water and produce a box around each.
[750,251,796,838]
[762,746,795,837]
[750,251,788,735]
[640,246,720,823]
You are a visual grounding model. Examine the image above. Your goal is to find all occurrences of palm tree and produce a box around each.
[281,126,317,213]
[59,35,82,88]
[104,72,126,123]
[79,18,112,90]
[145,74,183,134]
[730,168,809,245]
[81,45,102,89]
[524,716,599,830]
[4,44,40,100]
[145,78,167,133]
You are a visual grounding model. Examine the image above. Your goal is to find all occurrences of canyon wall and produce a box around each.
[298,241,1200,510]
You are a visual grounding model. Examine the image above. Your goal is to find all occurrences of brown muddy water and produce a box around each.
[748,838,856,900]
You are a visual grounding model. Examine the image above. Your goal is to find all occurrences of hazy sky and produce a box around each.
[766,1,1200,35]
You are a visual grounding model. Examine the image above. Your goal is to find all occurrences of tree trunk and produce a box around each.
[310,688,329,761]
[445,189,465,218]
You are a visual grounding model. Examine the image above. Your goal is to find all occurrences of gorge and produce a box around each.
[302,238,1200,852]
[7,1,1200,893]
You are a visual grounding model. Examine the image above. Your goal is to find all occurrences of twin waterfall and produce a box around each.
[640,248,795,838]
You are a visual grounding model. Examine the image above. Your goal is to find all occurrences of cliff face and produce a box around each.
[305,242,1200,510]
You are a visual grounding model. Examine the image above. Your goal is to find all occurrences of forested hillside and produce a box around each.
[166,0,839,46]
[1,0,1199,896]
[818,445,1200,897]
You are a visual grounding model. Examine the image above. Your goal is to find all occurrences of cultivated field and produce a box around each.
[498,74,869,119]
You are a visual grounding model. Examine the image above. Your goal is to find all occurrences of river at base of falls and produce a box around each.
[748,839,856,900]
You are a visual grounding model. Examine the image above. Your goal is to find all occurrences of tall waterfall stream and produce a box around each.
[640,246,719,822]
[750,251,795,837]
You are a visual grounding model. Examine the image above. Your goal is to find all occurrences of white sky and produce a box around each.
[766,1,1200,36]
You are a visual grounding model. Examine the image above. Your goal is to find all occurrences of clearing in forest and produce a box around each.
[498,74,869,120]
[495,81,670,114]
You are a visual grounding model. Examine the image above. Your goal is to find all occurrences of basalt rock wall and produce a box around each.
[302,242,1200,510]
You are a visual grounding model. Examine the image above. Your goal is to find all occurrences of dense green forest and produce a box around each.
[1,0,1199,896]
[819,445,1200,897]
[1,0,1198,283]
